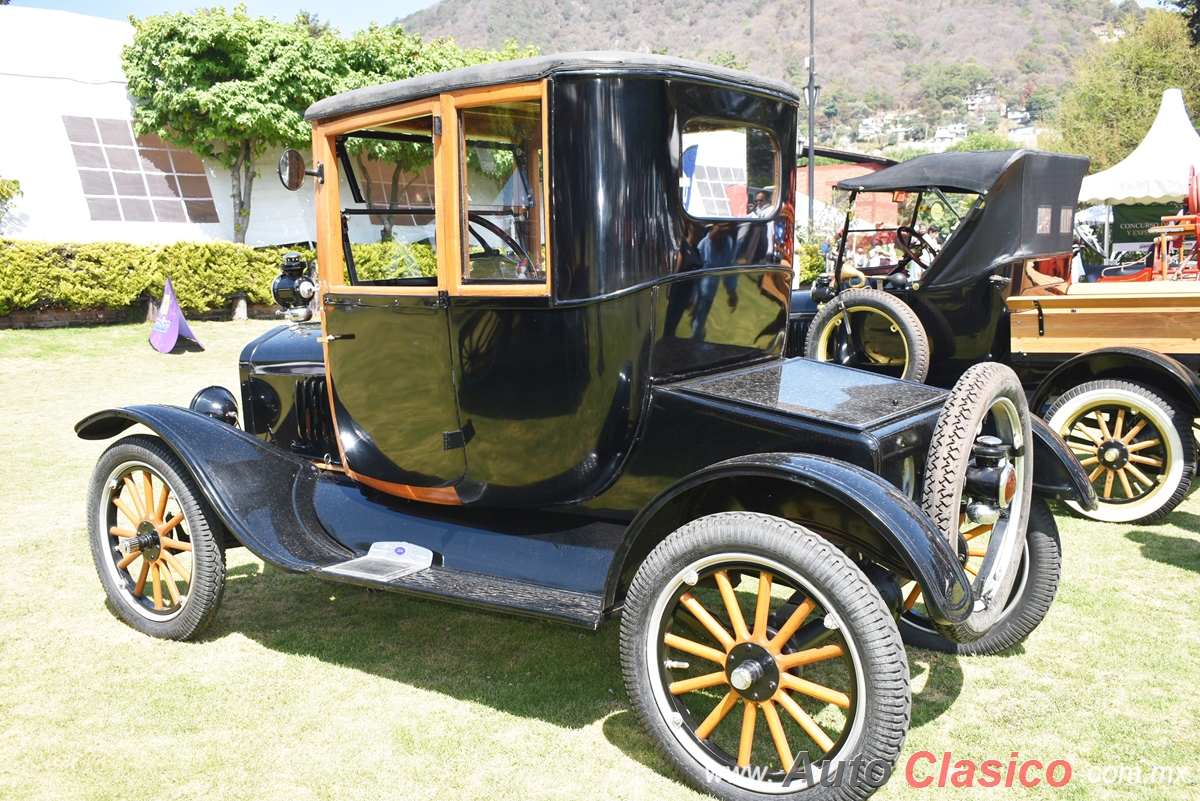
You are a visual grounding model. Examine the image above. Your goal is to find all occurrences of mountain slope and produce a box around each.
[402,0,1132,109]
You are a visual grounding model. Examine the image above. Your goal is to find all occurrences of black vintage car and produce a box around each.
[78,54,1092,801]
[793,149,1200,526]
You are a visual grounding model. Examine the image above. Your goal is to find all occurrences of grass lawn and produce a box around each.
[0,320,1197,800]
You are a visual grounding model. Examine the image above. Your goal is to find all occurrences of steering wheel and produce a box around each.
[467,215,536,278]
[895,226,932,272]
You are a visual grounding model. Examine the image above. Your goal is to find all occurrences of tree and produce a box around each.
[332,27,535,239]
[0,176,20,224]
[123,7,339,243]
[1170,1,1200,45]
[294,10,333,38]
[707,50,748,72]
[945,132,1015,152]
[1054,10,1200,171]
[1024,85,1058,120]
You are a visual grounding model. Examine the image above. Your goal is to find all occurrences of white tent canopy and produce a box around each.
[1078,89,1200,205]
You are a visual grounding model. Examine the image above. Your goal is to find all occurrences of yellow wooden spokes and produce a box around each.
[123,476,146,519]
[714,571,751,642]
[664,632,726,665]
[679,593,735,651]
[776,690,835,752]
[776,644,844,670]
[768,598,816,653]
[903,582,922,611]
[141,471,155,521]
[780,673,851,709]
[161,550,191,585]
[112,497,139,527]
[110,469,191,612]
[666,569,851,773]
[737,701,757,767]
[154,483,170,524]
[695,691,739,739]
[1121,418,1148,444]
[752,572,773,640]
[761,700,794,771]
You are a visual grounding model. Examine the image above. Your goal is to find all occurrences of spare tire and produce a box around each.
[803,287,931,382]
[898,497,1060,655]
[921,362,1033,644]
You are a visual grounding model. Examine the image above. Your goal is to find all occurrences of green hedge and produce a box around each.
[0,239,312,315]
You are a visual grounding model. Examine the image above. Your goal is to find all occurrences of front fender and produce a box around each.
[76,405,352,571]
[607,453,974,625]
[1029,347,1200,416]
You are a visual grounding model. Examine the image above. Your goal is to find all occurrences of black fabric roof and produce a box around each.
[306,51,799,122]
[835,149,1029,194]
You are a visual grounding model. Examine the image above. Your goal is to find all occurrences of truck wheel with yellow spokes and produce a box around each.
[620,513,908,800]
[87,435,226,640]
[803,288,930,383]
[1045,381,1194,524]
[897,498,1060,655]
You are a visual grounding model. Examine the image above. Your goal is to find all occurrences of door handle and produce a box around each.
[320,334,355,343]
[989,274,1011,286]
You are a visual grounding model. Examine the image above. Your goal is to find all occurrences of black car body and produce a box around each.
[78,54,1093,801]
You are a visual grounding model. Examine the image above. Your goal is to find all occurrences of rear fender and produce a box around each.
[606,453,973,625]
[76,406,352,571]
[1029,347,1200,417]
[1032,416,1099,509]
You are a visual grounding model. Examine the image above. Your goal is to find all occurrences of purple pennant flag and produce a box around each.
[149,277,203,353]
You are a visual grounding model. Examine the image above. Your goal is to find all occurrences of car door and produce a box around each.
[319,104,467,493]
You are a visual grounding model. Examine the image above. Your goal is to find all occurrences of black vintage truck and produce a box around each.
[78,54,1093,801]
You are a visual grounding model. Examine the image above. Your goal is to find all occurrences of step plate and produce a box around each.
[315,564,604,629]
[321,557,425,582]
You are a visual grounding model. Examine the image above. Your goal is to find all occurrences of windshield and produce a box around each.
[835,188,979,274]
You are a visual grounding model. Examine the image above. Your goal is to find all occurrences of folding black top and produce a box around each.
[834,149,1090,287]
[836,150,1030,195]
[305,51,800,121]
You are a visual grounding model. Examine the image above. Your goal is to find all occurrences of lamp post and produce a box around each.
[804,0,819,233]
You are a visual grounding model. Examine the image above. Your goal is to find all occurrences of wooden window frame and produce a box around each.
[444,81,552,298]
[311,81,551,301]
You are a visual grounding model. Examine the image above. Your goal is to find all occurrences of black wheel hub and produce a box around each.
[725,642,780,702]
[1096,439,1130,469]
[130,519,162,561]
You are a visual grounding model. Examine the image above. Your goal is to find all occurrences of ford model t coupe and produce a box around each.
[77,55,1093,799]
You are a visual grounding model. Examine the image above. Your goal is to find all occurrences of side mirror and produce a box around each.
[278,149,323,190]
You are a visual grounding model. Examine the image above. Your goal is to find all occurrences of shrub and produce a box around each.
[0,238,309,315]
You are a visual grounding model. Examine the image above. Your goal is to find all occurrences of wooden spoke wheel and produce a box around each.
[88,435,225,640]
[1046,381,1194,525]
[898,498,1061,655]
[621,513,907,799]
[803,288,930,383]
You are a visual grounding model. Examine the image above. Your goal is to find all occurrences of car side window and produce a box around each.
[336,114,439,286]
[459,100,546,283]
[680,120,779,220]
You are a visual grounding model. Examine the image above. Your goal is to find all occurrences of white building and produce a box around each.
[0,6,314,246]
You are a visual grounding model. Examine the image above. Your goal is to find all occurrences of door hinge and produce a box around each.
[432,116,443,136]
[1032,299,1044,336]
[443,419,475,450]
[435,290,450,309]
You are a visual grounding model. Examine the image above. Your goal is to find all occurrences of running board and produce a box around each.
[313,563,605,629]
